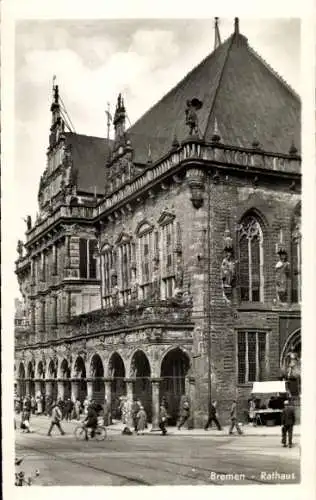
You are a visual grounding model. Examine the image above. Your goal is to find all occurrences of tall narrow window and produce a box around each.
[238,215,264,302]
[237,331,267,384]
[139,233,151,298]
[291,205,301,303]
[161,221,175,298]
[79,238,97,279]
[102,247,112,308]
[120,241,131,303]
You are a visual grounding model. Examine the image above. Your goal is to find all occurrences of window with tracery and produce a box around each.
[237,330,267,384]
[102,246,113,308]
[161,219,175,299]
[238,214,264,302]
[136,222,154,300]
[118,239,132,304]
[291,205,301,303]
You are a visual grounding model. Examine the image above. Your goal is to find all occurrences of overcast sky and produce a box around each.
[13,18,300,297]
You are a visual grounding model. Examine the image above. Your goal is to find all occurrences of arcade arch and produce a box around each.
[108,352,126,418]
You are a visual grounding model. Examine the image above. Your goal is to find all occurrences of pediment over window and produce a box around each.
[157,210,176,227]
[101,241,113,253]
[116,231,132,245]
[135,219,154,237]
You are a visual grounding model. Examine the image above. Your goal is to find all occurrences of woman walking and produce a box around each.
[136,406,147,435]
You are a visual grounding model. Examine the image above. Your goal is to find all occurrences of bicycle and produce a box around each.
[74,421,107,441]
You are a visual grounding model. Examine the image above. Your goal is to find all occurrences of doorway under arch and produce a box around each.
[281,329,301,396]
[48,359,58,401]
[27,361,35,397]
[61,359,71,399]
[160,348,191,425]
[90,354,105,404]
[18,363,26,398]
[109,353,126,419]
[130,350,152,422]
[74,356,87,403]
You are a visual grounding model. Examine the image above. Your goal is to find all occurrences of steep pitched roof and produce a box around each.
[127,30,300,163]
[64,133,112,195]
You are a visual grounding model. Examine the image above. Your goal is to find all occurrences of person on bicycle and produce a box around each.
[83,402,98,440]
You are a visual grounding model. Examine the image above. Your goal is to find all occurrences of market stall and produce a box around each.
[250,381,289,426]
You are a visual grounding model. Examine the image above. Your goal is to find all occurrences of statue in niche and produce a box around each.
[26,215,32,231]
[185,98,203,136]
[285,346,300,379]
[111,284,120,306]
[174,253,184,296]
[275,249,290,302]
[17,240,24,258]
[220,248,236,301]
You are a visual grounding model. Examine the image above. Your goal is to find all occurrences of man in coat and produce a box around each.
[47,402,65,436]
[281,400,296,448]
[204,400,222,430]
[229,400,243,435]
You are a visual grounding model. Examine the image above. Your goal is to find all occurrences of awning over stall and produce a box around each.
[251,381,287,394]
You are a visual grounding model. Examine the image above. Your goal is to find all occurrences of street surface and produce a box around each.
[15,417,300,486]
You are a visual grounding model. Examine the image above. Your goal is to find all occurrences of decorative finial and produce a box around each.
[172,134,180,149]
[289,140,298,156]
[234,17,240,35]
[211,117,221,143]
[214,17,221,50]
[147,144,152,163]
[252,123,260,149]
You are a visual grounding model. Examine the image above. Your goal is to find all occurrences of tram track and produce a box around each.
[16,439,294,485]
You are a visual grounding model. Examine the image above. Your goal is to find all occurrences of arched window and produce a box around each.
[238,214,264,302]
[101,244,113,308]
[291,204,301,303]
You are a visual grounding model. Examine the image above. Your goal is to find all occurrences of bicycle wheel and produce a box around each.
[95,426,107,441]
[74,425,86,440]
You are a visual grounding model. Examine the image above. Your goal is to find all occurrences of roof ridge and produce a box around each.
[128,35,233,134]
[202,34,235,139]
[65,131,111,141]
[247,45,300,101]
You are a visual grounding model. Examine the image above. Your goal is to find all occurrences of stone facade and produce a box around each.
[15,25,301,428]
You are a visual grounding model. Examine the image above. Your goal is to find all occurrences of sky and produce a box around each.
[13,18,300,297]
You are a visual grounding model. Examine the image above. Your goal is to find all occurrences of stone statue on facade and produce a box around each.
[17,240,24,259]
[285,346,300,379]
[221,249,236,301]
[26,215,32,231]
[130,272,139,301]
[275,249,290,302]
[185,98,203,136]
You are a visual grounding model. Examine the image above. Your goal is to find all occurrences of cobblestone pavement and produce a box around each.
[15,415,300,486]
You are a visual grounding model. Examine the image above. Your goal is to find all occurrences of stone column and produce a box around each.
[104,378,112,425]
[124,378,134,429]
[57,380,65,401]
[45,380,53,398]
[150,378,161,431]
[25,380,30,397]
[87,379,93,400]
[71,380,79,402]
[35,380,41,397]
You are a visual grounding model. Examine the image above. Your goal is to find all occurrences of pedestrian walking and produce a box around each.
[47,402,65,436]
[204,400,222,430]
[177,397,190,430]
[248,398,256,425]
[73,399,81,420]
[281,400,296,448]
[132,399,141,432]
[103,398,111,426]
[30,396,36,414]
[136,406,147,435]
[229,400,243,435]
[20,408,31,433]
[83,398,89,417]
[64,398,73,421]
[159,405,168,435]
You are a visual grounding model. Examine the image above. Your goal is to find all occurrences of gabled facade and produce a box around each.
[15,20,301,427]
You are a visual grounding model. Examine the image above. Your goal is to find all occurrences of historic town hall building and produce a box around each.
[15,20,301,427]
